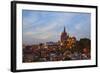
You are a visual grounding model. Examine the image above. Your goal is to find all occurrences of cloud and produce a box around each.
[75,23,82,30]
[22,10,91,44]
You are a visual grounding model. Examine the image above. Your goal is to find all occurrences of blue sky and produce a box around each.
[22,10,91,45]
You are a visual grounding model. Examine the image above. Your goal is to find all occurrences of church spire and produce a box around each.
[64,26,66,33]
[61,26,67,43]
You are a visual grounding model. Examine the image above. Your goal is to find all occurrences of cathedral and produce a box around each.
[60,26,76,49]
[60,26,68,48]
[61,26,68,42]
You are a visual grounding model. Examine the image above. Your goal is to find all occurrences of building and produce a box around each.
[66,36,76,49]
[61,26,68,42]
[60,26,76,49]
[60,27,68,49]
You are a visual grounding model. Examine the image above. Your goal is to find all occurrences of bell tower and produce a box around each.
[61,26,67,42]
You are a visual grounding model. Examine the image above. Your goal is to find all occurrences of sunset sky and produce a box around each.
[22,10,91,45]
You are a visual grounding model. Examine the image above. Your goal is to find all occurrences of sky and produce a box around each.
[22,10,91,45]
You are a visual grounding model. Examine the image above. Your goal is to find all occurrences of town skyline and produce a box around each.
[22,10,91,45]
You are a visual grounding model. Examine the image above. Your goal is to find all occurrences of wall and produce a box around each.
[0,0,99,73]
